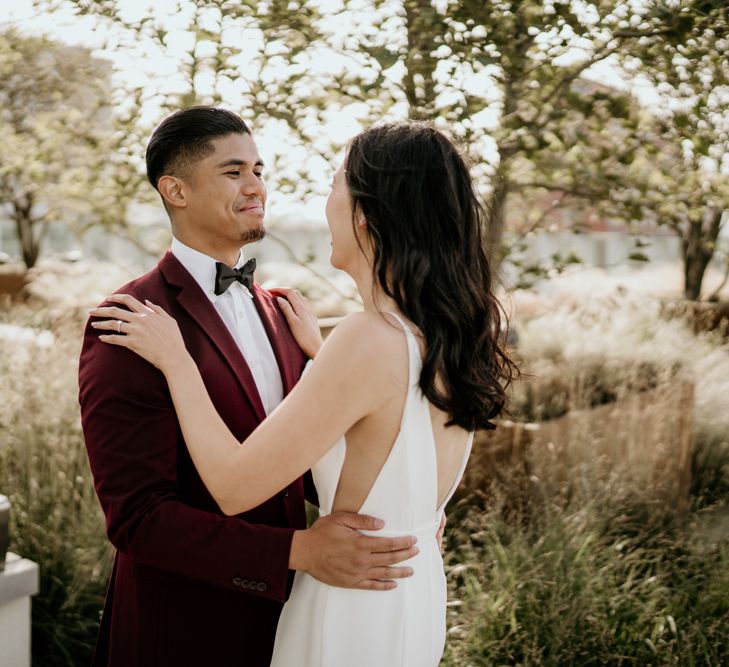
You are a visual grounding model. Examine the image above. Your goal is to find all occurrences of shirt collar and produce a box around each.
[170,237,246,301]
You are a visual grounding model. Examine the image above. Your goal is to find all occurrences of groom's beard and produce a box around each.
[240,228,266,243]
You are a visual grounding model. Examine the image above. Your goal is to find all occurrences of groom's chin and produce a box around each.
[240,227,266,244]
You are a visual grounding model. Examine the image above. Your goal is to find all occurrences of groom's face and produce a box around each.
[179,132,267,247]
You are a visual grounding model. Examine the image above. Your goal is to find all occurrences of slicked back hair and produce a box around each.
[145,106,250,191]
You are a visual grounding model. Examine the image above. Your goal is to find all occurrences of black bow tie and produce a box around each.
[214,259,256,295]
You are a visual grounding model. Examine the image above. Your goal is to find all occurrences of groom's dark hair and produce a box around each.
[145,106,250,191]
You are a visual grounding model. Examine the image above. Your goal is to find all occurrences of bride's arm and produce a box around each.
[89,294,388,516]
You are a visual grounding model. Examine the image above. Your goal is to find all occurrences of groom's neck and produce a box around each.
[172,232,242,268]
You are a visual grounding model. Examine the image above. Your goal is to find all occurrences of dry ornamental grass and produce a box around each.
[0,266,728,666]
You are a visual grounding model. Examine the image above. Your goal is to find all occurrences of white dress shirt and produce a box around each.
[170,237,284,415]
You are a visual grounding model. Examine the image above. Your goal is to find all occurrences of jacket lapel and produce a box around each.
[251,284,299,395]
[158,252,267,422]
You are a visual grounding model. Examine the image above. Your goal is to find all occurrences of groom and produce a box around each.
[78,107,418,666]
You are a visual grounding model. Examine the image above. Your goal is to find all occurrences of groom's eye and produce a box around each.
[226,170,240,177]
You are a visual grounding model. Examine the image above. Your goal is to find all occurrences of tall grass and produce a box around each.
[1,281,728,666]
[0,309,113,666]
[442,492,729,666]
[439,292,729,666]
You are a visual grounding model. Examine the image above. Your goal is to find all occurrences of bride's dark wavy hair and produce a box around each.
[345,121,517,431]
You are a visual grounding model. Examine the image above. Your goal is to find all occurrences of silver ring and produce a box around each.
[116,320,123,334]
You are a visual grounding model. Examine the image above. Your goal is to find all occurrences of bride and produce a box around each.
[89,121,515,666]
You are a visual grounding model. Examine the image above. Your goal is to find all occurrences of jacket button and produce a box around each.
[232,577,241,586]
[257,582,268,592]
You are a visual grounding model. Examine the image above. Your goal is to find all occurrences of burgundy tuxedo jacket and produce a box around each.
[78,251,311,666]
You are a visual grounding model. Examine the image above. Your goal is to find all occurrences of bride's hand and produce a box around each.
[89,294,189,374]
[270,287,323,359]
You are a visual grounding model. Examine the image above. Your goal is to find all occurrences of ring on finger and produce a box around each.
[117,320,123,334]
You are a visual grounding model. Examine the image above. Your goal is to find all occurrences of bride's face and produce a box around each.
[325,162,369,273]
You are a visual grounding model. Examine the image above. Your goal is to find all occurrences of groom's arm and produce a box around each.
[79,322,295,603]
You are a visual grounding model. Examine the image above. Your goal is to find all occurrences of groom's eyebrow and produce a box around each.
[216,158,265,169]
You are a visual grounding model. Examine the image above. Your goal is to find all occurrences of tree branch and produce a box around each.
[512,180,602,200]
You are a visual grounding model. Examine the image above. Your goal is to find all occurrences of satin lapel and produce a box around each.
[159,252,267,422]
[251,284,298,395]
[251,283,305,527]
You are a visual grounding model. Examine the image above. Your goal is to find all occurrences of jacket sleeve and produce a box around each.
[303,471,319,507]
[78,320,296,603]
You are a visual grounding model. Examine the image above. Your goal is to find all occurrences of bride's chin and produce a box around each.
[329,251,342,271]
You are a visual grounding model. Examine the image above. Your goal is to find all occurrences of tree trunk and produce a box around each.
[485,26,529,278]
[403,0,438,120]
[13,198,40,269]
[682,208,723,301]
[485,169,509,274]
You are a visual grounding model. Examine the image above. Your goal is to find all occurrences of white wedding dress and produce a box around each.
[270,314,474,667]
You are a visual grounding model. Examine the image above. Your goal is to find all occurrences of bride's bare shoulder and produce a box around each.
[323,311,408,362]
[333,311,406,341]
[304,311,409,401]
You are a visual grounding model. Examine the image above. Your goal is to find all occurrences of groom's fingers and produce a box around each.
[367,546,419,567]
[357,579,398,591]
[366,566,414,580]
[332,512,386,532]
[359,534,418,553]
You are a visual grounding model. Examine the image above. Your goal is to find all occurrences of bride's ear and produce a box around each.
[356,217,367,229]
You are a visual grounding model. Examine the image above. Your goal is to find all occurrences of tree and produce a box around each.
[614,0,729,300]
[614,102,729,301]
[541,0,729,300]
[38,0,329,197]
[297,0,706,275]
[35,0,723,289]
[0,29,124,268]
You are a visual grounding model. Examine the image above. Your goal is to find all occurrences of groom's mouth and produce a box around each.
[238,202,264,214]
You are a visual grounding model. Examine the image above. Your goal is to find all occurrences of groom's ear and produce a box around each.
[158,175,187,210]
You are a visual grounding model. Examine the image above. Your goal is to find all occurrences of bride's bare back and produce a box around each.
[332,313,470,514]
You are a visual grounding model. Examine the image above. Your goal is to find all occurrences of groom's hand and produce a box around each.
[289,512,419,591]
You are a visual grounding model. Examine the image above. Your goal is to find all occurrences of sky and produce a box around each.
[1,0,665,225]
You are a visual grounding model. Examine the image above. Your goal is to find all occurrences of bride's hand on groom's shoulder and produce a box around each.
[270,287,323,359]
[89,294,190,374]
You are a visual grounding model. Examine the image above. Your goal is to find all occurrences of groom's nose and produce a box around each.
[240,171,266,200]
